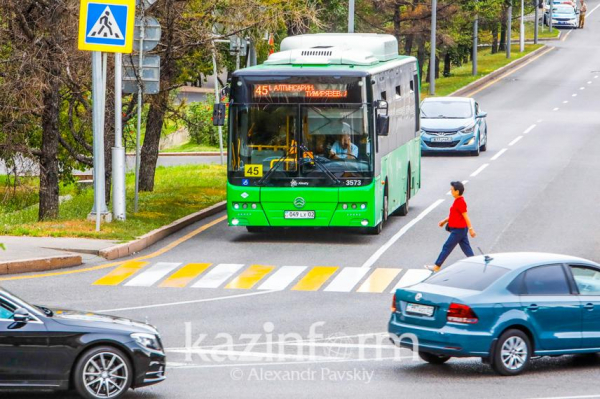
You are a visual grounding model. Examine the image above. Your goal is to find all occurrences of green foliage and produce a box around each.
[184,95,228,147]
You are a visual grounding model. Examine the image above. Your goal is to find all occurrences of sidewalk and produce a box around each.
[0,236,117,275]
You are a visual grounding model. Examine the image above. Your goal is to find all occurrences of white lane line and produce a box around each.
[96,290,279,313]
[491,148,508,161]
[257,266,306,291]
[527,395,600,399]
[537,119,543,123]
[523,124,536,134]
[390,270,432,292]
[470,163,489,177]
[446,191,451,196]
[588,1,600,16]
[191,264,244,288]
[572,93,577,97]
[462,180,469,185]
[553,107,559,111]
[124,262,181,287]
[324,267,371,292]
[580,87,585,90]
[595,76,599,79]
[563,100,568,104]
[361,199,445,269]
[509,136,523,146]
[588,81,592,84]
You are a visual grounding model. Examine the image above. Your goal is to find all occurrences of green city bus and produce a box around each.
[226,33,421,234]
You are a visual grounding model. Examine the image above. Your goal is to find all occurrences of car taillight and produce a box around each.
[447,303,478,324]
[391,293,397,312]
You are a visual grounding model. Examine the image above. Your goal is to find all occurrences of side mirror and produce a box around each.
[212,103,226,126]
[476,111,487,119]
[13,308,31,323]
[376,114,390,136]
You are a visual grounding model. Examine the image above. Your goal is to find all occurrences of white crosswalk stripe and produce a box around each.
[257,266,307,290]
[390,269,432,292]
[324,267,370,292]
[191,264,244,289]
[124,262,182,287]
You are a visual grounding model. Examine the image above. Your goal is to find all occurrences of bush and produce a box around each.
[185,95,228,147]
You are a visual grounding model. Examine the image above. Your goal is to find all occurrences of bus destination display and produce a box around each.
[253,84,348,99]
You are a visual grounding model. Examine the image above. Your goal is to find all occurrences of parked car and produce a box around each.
[389,253,600,375]
[0,287,166,398]
[544,3,579,27]
[420,97,488,156]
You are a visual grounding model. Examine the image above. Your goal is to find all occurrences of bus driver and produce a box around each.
[329,123,359,159]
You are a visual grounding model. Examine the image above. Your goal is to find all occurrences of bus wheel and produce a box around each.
[394,176,410,216]
[366,194,386,235]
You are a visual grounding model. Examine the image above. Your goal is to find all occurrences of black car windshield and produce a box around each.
[421,101,473,119]
[424,260,510,291]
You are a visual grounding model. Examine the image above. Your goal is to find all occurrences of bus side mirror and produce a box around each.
[212,103,226,126]
[376,114,390,136]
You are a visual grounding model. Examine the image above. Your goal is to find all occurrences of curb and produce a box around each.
[0,255,83,275]
[448,45,550,97]
[99,201,227,260]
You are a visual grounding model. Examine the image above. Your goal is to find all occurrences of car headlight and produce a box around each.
[131,333,163,353]
[460,125,475,134]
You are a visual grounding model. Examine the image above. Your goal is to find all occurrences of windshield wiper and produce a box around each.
[256,144,297,186]
[299,144,341,185]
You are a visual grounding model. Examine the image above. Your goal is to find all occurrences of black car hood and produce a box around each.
[50,308,158,335]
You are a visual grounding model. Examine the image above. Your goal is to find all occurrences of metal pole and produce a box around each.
[520,0,525,52]
[235,37,241,71]
[429,0,437,95]
[473,1,478,76]
[91,51,106,231]
[348,0,355,33]
[113,52,126,220]
[507,2,512,59]
[534,0,539,44]
[549,1,554,32]
[212,50,224,165]
[134,7,145,213]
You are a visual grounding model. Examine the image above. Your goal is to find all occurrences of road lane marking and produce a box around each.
[580,87,585,90]
[96,290,279,313]
[324,267,371,292]
[361,199,445,269]
[587,2,600,16]
[572,93,577,97]
[523,124,536,134]
[509,136,523,146]
[357,268,402,293]
[465,47,555,97]
[191,264,244,288]
[528,395,600,399]
[563,101,568,104]
[491,148,508,161]
[92,261,149,286]
[257,266,307,291]
[390,269,432,292]
[553,107,559,111]
[225,264,275,289]
[292,266,339,291]
[595,76,599,79]
[561,29,574,42]
[588,81,592,84]
[124,262,181,287]
[470,163,489,177]
[537,119,543,123]
[159,263,211,288]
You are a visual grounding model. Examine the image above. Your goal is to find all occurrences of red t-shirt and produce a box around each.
[448,197,468,228]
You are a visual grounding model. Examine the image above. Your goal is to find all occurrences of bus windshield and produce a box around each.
[228,76,373,186]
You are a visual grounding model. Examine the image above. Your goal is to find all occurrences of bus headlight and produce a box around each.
[232,219,239,225]
[251,203,257,209]
[242,203,248,209]
[360,204,367,210]
[342,204,348,210]
[233,203,240,210]
[361,219,369,226]
[352,204,357,209]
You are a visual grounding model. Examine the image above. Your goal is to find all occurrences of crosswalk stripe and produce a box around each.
[257,266,307,291]
[191,264,244,289]
[225,265,275,289]
[324,267,370,292]
[357,268,402,293]
[159,263,211,288]
[390,269,432,292]
[292,266,338,291]
[93,261,149,286]
[124,262,182,287]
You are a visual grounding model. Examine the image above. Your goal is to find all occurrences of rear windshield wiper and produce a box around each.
[256,144,297,186]
[299,144,341,185]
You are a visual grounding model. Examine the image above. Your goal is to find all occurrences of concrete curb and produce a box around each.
[448,45,549,97]
[99,201,227,260]
[0,255,83,275]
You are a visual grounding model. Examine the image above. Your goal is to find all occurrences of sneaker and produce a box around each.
[424,265,440,272]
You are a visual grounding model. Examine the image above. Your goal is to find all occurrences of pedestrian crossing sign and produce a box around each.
[78,0,136,53]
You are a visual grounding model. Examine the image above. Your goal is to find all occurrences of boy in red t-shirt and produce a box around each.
[425,181,476,272]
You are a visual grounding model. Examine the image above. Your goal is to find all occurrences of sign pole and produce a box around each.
[134,5,145,213]
[91,51,105,231]
[211,23,224,165]
[113,52,126,220]
[429,0,437,95]
[348,0,355,33]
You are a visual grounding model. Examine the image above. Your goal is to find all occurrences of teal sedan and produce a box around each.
[388,253,600,375]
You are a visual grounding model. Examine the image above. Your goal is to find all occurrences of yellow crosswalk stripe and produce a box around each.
[93,261,149,286]
[292,266,338,291]
[159,263,211,288]
[357,268,402,293]
[225,265,275,289]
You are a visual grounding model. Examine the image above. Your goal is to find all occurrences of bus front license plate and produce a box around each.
[284,211,315,219]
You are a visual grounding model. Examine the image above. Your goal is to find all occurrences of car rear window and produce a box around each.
[425,261,509,291]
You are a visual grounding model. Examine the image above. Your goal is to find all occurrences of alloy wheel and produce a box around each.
[83,352,129,398]
[500,336,528,371]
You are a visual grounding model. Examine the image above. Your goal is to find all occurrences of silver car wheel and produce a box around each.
[500,336,528,370]
[83,352,129,398]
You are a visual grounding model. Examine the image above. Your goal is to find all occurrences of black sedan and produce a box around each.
[0,287,165,399]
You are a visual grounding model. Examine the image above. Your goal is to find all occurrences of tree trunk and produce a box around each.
[104,89,115,204]
[492,23,499,54]
[393,4,401,50]
[139,90,168,192]
[38,77,60,220]
[499,19,507,51]
[404,34,414,55]
[417,38,426,82]
[443,51,451,77]
[435,55,440,79]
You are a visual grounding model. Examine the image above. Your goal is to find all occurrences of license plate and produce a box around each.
[430,137,452,142]
[406,303,434,317]
[284,211,315,219]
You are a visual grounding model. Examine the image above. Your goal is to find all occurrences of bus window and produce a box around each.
[381,91,387,101]
[395,86,402,99]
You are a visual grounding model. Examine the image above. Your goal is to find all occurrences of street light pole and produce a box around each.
[520,0,525,52]
[348,0,355,33]
[473,0,478,76]
[429,0,437,95]
[507,1,513,59]
[549,1,554,32]
[534,0,539,44]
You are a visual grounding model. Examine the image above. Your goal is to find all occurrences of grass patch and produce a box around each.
[0,164,226,241]
[421,44,544,98]
[161,141,224,153]
[511,21,562,40]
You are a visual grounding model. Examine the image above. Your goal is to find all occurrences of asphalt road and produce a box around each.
[3,9,600,399]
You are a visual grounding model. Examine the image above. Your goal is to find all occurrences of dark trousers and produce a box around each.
[435,227,474,267]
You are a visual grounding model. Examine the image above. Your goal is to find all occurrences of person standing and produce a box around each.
[425,181,476,272]
[580,0,587,28]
